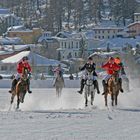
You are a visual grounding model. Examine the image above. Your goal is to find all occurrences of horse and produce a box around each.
[104,72,120,107]
[84,71,95,107]
[10,68,29,109]
[54,73,65,98]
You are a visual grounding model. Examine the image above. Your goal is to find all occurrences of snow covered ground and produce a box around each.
[0,79,140,140]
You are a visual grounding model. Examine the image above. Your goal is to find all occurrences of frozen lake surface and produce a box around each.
[0,87,140,140]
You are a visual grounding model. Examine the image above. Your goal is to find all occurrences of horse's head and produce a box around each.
[111,71,119,84]
[85,71,94,86]
[21,67,29,80]
[107,71,119,95]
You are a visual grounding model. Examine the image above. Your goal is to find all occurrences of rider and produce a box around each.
[114,57,127,76]
[9,56,32,93]
[102,57,123,95]
[114,56,129,90]
[77,57,100,94]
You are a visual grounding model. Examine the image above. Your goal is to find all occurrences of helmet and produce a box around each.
[108,57,114,61]
[22,56,29,61]
[108,57,114,63]
[88,57,93,61]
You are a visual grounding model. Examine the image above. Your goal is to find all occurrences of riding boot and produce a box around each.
[9,79,17,93]
[94,80,100,94]
[119,78,124,93]
[27,79,32,93]
[102,80,107,95]
[77,79,85,94]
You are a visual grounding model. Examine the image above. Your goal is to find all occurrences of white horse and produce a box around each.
[84,71,95,107]
[54,73,65,98]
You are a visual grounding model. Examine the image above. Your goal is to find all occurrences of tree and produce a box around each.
[79,35,87,58]
[109,0,138,26]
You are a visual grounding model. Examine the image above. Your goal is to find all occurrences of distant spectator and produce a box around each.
[10,74,15,79]
[69,73,74,80]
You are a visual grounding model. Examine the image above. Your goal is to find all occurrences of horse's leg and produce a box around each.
[91,91,95,105]
[115,91,119,106]
[105,94,108,106]
[20,92,25,103]
[58,88,60,98]
[56,88,59,98]
[17,92,20,109]
[59,88,62,98]
[22,91,26,103]
[85,91,88,107]
[111,94,114,106]
[11,93,15,104]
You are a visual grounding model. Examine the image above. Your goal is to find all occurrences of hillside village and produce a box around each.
[0,0,139,78]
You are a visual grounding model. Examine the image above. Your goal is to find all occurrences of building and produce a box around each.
[134,13,140,22]
[0,8,22,28]
[55,31,81,60]
[0,51,66,74]
[0,44,31,60]
[127,22,140,37]
[7,28,42,44]
[93,27,123,40]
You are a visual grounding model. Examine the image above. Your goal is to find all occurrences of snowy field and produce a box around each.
[0,80,140,140]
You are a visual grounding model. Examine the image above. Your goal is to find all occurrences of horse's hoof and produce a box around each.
[20,100,24,103]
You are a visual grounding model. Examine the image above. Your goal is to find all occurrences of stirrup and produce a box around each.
[97,90,100,94]
[120,88,124,93]
[28,90,32,94]
[9,90,12,93]
[102,92,105,95]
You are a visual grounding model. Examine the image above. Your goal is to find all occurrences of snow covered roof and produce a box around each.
[7,25,25,31]
[89,51,119,58]
[93,27,123,30]
[55,31,72,38]
[134,13,140,15]
[98,37,140,49]
[127,22,140,28]
[1,51,66,67]
[0,9,11,15]
[0,37,23,45]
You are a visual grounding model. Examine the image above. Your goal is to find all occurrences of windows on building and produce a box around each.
[1,66,7,71]
[76,42,79,48]
[65,42,67,48]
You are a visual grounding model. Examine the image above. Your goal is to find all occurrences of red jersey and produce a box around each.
[17,61,32,74]
[102,62,121,75]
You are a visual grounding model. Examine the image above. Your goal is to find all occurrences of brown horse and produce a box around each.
[104,72,120,106]
[10,68,28,109]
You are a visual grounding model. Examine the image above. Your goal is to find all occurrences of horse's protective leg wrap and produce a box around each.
[26,79,32,93]
[102,80,107,95]
[81,79,85,92]
[119,78,124,93]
